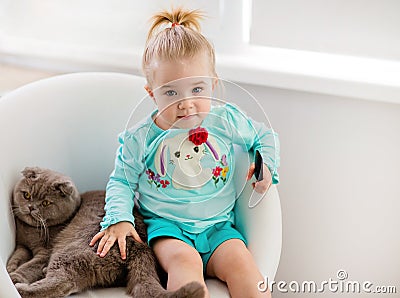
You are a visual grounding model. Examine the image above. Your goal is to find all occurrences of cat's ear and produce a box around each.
[21,167,41,180]
[52,180,74,197]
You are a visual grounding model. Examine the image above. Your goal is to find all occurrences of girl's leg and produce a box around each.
[206,239,272,298]
[153,237,209,297]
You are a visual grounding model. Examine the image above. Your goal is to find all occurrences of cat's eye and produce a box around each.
[42,200,51,207]
[174,151,180,158]
[22,191,31,200]
[193,146,199,153]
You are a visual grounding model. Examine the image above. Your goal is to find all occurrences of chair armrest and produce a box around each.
[233,147,282,281]
[0,259,21,298]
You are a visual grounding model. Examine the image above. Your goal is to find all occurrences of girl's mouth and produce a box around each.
[177,114,195,120]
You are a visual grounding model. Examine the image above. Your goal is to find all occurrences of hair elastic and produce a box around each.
[171,22,180,27]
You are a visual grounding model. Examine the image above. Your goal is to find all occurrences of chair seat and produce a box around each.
[69,279,228,297]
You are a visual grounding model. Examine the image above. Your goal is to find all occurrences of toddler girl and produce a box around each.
[90,8,279,298]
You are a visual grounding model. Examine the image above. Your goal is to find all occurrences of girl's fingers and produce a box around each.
[118,237,127,260]
[92,224,142,260]
[132,229,144,244]
[97,235,108,255]
[99,236,116,257]
[89,231,105,246]
[252,178,272,193]
[247,163,255,180]
[253,181,264,193]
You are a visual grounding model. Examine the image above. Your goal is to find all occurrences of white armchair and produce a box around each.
[0,72,281,297]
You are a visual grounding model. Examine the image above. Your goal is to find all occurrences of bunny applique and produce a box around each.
[153,127,228,190]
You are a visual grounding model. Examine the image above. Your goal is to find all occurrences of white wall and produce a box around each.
[244,83,400,297]
[251,0,400,61]
[0,0,223,52]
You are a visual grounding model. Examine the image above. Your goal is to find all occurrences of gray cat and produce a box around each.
[7,167,204,298]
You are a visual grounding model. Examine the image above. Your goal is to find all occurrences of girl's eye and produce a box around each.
[42,200,51,207]
[22,191,31,200]
[165,90,177,96]
[192,87,203,94]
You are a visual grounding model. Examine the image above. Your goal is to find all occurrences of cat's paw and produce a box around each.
[9,272,29,284]
[6,263,18,273]
[171,281,205,298]
[15,283,32,298]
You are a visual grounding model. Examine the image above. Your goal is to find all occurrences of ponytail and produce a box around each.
[142,7,216,86]
[147,8,203,41]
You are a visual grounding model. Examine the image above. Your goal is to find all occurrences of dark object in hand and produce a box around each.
[254,150,263,181]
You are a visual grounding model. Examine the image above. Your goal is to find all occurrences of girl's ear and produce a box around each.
[212,78,219,91]
[144,85,155,99]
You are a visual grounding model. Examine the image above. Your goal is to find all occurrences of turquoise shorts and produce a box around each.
[146,217,247,273]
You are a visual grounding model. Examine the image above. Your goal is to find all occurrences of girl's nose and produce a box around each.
[178,99,194,109]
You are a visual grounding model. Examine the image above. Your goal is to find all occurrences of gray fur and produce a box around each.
[7,167,204,298]
[7,167,81,285]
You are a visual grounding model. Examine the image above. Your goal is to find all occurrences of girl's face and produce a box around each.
[145,54,217,130]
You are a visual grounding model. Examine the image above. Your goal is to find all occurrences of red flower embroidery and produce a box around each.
[212,166,223,177]
[146,169,155,179]
[189,127,208,145]
[160,180,170,188]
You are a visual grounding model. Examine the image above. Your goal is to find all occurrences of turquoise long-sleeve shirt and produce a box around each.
[100,103,280,233]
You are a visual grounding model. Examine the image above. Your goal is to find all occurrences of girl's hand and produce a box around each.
[89,221,143,260]
[246,163,272,194]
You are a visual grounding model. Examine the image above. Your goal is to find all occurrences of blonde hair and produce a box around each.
[142,8,217,86]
